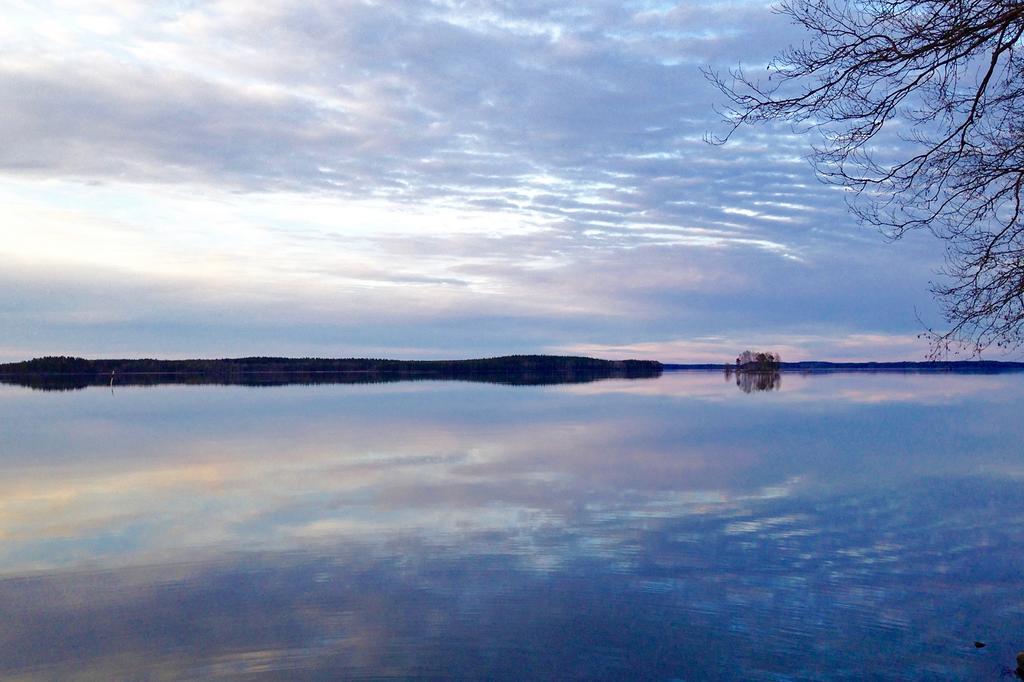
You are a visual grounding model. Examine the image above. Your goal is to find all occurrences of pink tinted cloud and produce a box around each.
[553,332,931,363]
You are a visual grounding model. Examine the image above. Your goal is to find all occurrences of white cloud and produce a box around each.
[0,0,963,360]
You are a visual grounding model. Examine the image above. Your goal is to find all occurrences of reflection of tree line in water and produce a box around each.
[2,371,659,392]
[0,355,664,392]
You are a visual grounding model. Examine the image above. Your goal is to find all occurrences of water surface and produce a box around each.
[2,371,1023,679]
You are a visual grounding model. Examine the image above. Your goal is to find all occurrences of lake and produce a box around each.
[2,370,1023,679]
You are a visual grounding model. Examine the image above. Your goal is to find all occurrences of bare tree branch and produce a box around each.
[706,1,1024,357]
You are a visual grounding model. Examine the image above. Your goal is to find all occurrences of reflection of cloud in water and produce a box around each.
[2,375,1024,677]
[2,374,1024,574]
[2,477,1023,680]
[0,432,776,573]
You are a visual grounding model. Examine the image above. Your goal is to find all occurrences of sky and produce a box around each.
[0,0,970,363]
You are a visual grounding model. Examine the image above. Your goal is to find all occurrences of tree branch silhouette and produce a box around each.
[706,1,1024,356]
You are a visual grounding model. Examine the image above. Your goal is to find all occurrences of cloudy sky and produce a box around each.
[1,0,964,362]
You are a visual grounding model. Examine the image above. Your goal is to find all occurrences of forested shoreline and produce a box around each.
[0,355,663,390]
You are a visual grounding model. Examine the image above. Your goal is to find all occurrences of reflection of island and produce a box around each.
[733,370,781,393]
[0,355,663,391]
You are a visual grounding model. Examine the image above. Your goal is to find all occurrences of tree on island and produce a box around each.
[707,1,1024,356]
[734,350,781,371]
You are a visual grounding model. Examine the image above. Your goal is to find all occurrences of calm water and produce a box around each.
[2,371,1024,680]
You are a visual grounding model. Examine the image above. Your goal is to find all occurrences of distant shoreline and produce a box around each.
[664,360,1024,372]
[3,355,1023,392]
[0,355,663,391]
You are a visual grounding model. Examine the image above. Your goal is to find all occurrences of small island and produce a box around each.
[0,355,663,391]
[723,350,782,392]
[731,350,781,372]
